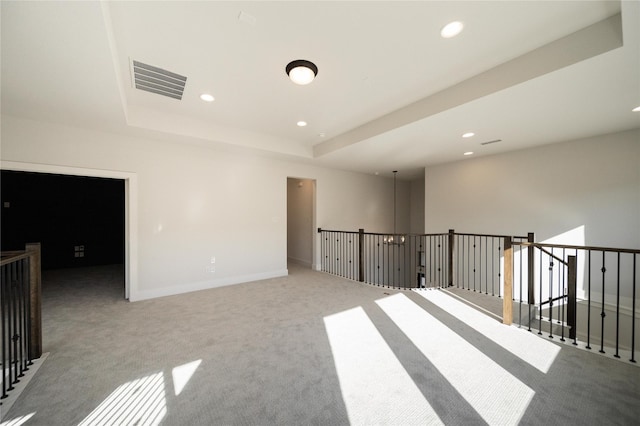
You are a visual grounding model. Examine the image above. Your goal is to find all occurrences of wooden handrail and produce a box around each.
[454,232,529,240]
[0,251,31,266]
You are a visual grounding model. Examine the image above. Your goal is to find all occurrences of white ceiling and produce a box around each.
[2,1,639,180]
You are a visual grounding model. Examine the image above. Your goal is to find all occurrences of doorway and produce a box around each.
[0,160,137,299]
[287,177,316,269]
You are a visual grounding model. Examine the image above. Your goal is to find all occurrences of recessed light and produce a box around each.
[200,93,215,102]
[462,132,475,138]
[633,106,640,112]
[441,21,464,38]
[297,121,307,127]
[464,151,474,156]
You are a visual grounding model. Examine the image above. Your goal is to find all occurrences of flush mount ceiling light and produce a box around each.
[464,151,474,156]
[633,106,640,112]
[286,60,318,85]
[297,121,307,127]
[441,21,464,38]
[462,132,475,138]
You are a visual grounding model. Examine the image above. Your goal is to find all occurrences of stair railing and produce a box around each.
[1,243,42,401]
[510,241,639,363]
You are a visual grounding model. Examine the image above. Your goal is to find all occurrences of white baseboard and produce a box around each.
[130,269,288,301]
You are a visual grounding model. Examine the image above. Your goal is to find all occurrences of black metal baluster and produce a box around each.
[437,236,442,287]
[491,238,495,296]
[631,254,636,363]
[560,249,565,324]
[614,252,621,358]
[600,251,606,354]
[538,249,543,335]
[549,249,554,339]
[586,250,592,350]
[338,232,342,277]
[560,249,566,342]
[368,234,372,284]
[457,235,461,288]
[1,264,8,399]
[8,262,17,391]
[473,236,476,292]
[572,250,579,346]
[519,242,523,327]
[403,236,408,289]
[325,231,330,274]
[22,259,29,373]
[376,235,380,286]
[434,235,438,287]
[351,234,355,280]
[326,232,331,274]
[323,232,327,272]
[16,259,24,377]
[527,245,532,332]
[467,235,471,291]
[383,235,387,288]
[498,241,502,298]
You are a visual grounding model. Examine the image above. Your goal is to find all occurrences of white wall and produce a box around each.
[287,177,314,267]
[409,176,425,234]
[424,129,640,249]
[1,115,407,300]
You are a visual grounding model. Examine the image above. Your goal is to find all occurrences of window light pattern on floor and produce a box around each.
[78,372,166,426]
[413,289,560,373]
[376,293,535,425]
[324,306,444,425]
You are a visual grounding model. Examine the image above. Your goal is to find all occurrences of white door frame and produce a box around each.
[1,160,137,300]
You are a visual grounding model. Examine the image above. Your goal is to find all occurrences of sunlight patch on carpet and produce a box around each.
[78,372,166,426]
[377,293,535,426]
[172,360,202,396]
[324,306,444,425]
[0,412,35,426]
[414,289,560,373]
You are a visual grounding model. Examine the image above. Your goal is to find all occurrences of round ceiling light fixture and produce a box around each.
[633,105,640,112]
[462,132,475,138]
[286,60,318,85]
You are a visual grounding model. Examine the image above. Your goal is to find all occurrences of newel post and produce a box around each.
[25,242,42,359]
[527,232,535,304]
[358,229,365,282]
[503,236,513,325]
[448,229,455,287]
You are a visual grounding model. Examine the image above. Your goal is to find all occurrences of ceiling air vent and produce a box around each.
[132,60,187,100]
[480,139,502,146]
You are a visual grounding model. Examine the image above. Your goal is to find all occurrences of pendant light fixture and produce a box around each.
[384,171,405,245]
[286,60,318,85]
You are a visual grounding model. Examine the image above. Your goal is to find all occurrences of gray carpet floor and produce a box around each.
[2,263,639,425]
